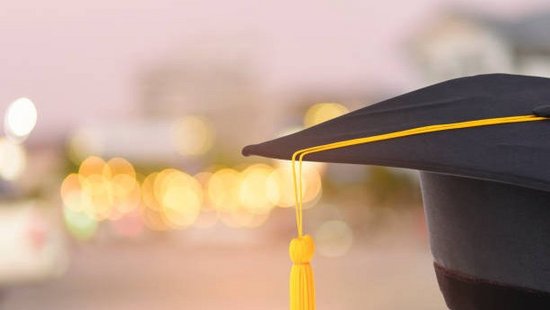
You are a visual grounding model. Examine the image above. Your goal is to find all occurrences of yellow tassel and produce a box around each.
[289,234,316,310]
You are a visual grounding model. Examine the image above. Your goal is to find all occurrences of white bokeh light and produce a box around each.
[0,138,26,180]
[4,97,38,142]
[315,220,354,258]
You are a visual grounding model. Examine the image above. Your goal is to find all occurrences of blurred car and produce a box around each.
[0,198,67,286]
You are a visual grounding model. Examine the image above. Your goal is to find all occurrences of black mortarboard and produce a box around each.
[243,74,550,309]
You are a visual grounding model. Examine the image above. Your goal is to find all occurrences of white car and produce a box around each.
[0,200,67,285]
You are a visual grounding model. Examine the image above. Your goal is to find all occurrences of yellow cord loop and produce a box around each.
[288,114,547,310]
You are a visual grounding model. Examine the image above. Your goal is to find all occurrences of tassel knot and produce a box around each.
[289,235,315,264]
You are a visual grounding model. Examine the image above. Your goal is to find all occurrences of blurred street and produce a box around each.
[0,212,444,310]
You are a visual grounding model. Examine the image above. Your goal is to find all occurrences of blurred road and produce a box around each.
[0,222,445,309]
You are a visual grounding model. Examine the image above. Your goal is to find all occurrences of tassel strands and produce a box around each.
[289,235,316,310]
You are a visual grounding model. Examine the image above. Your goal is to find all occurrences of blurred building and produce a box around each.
[70,38,274,166]
[138,39,269,161]
[412,11,550,82]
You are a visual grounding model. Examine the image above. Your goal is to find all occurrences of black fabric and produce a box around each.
[532,104,550,117]
[434,263,550,310]
[420,172,550,293]
[242,74,550,192]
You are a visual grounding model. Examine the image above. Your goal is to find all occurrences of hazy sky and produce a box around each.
[0,0,548,141]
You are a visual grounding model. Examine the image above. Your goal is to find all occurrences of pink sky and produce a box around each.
[0,0,548,142]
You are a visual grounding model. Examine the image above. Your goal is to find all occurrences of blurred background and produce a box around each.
[1,0,550,309]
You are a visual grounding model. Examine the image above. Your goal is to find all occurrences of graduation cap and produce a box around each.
[242,74,550,309]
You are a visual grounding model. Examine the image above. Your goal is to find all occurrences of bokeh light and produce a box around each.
[63,207,98,241]
[61,156,326,235]
[156,169,203,228]
[314,220,354,257]
[0,138,26,181]
[304,102,349,128]
[60,156,141,238]
[173,116,215,156]
[207,166,281,228]
[140,169,203,230]
[4,97,38,142]
[208,168,241,214]
[239,164,275,215]
[267,161,323,208]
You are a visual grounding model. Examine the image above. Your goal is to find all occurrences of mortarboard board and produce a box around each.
[242,74,550,309]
